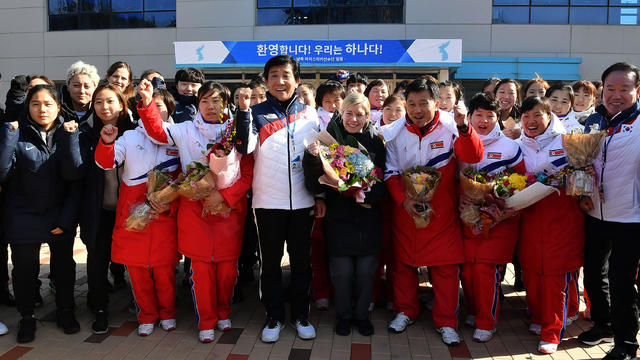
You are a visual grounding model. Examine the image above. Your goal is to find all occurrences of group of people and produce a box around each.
[0,54,637,360]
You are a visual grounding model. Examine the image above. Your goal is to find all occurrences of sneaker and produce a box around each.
[528,323,541,335]
[217,319,232,331]
[538,341,558,354]
[566,313,579,326]
[315,298,329,311]
[578,324,614,346]
[17,316,35,343]
[0,322,7,335]
[368,302,375,312]
[198,329,214,343]
[261,319,283,343]
[56,309,80,334]
[91,310,109,334]
[464,315,476,327]
[356,318,374,336]
[473,328,495,342]
[138,323,154,336]
[160,319,176,331]
[437,327,460,346]
[602,346,636,360]
[388,312,414,334]
[291,317,316,340]
[335,318,351,336]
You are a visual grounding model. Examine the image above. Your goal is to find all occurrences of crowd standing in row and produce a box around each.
[0,55,637,360]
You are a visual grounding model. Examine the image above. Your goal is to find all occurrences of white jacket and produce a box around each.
[557,110,584,134]
[317,106,333,131]
[460,124,523,176]
[517,116,568,174]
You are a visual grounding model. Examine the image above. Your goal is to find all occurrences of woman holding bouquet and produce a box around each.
[517,96,585,354]
[138,79,253,343]
[94,88,180,336]
[458,93,525,342]
[303,92,385,336]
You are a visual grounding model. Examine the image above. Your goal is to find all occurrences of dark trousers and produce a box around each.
[11,235,76,317]
[239,195,258,279]
[254,207,314,322]
[0,243,8,287]
[329,255,378,321]
[86,209,116,311]
[583,216,639,354]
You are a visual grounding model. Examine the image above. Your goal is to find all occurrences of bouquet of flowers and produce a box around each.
[562,128,606,196]
[459,167,495,228]
[403,166,441,228]
[125,167,179,231]
[496,169,562,210]
[176,160,216,200]
[315,130,381,203]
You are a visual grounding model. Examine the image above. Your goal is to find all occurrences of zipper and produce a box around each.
[282,99,296,211]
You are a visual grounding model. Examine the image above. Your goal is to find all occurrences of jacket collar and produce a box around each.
[404,110,440,138]
[520,115,562,151]
[193,111,230,143]
[478,123,503,146]
[594,99,640,129]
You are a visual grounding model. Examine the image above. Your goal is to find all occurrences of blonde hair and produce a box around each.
[340,92,370,124]
[66,60,100,87]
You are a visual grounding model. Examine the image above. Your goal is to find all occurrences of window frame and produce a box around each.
[492,0,640,24]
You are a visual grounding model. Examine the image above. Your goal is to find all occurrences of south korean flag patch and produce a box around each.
[621,124,633,134]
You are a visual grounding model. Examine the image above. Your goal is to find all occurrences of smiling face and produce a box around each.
[177,81,201,97]
[368,84,388,109]
[342,103,369,134]
[108,67,130,92]
[438,85,456,112]
[29,89,60,131]
[266,63,299,102]
[199,90,224,122]
[526,82,547,98]
[382,100,406,125]
[296,85,315,108]
[603,70,640,116]
[573,88,594,112]
[521,104,551,138]
[406,90,439,128]
[250,86,267,106]
[496,82,517,111]
[347,82,366,94]
[322,92,343,113]
[469,108,498,136]
[68,74,96,111]
[93,89,123,126]
[548,89,572,117]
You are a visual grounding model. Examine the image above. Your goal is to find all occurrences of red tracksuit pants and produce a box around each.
[310,218,331,301]
[189,259,238,330]
[393,261,460,328]
[128,264,177,324]
[523,270,579,344]
[461,263,502,331]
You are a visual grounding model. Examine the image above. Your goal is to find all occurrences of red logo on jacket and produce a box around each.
[549,149,564,157]
[487,152,502,159]
[166,148,179,156]
[430,141,444,149]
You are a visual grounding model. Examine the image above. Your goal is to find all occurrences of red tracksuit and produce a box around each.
[459,126,525,331]
[95,132,181,325]
[372,194,395,305]
[384,111,484,328]
[518,119,585,344]
[310,218,331,302]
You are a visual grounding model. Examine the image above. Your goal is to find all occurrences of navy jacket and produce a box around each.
[169,88,197,124]
[0,112,82,244]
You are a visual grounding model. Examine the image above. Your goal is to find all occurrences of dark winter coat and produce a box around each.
[169,88,197,123]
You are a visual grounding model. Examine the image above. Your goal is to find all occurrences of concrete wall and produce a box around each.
[1,0,640,100]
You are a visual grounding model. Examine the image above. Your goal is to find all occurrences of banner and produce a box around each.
[174,39,462,68]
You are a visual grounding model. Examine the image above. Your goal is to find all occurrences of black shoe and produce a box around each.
[602,346,636,360]
[92,310,109,334]
[17,316,36,343]
[578,324,614,346]
[56,309,80,334]
[335,318,351,336]
[355,318,374,336]
[0,288,15,307]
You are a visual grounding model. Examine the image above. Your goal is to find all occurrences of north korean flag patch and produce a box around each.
[549,149,564,157]
[487,152,502,159]
[430,141,444,150]
[166,148,179,156]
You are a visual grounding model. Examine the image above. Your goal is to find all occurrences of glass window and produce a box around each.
[570,6,607,23]
[609,6,640,24]
[609,0,639,5]
[145,0,175,11]
[78,12,110,28]
[331,0,366,6]
[80,0,109,12]
[111,0,142,12]
[368,0,403,4]
[49,0,78,15]
[144,11,176,27]
[492,6,530,23]
[258,0,402,24]
[49,14,78,30]
[493,0,529,4]
[571,0,607,5]
[532,0,568,4]
[111,12,144,27]
[294,0,329,6]
[330,5,402,23]
[531,6,568,22]
[257,0,292,7]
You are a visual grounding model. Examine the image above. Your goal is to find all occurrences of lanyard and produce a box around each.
[273,104,296,141]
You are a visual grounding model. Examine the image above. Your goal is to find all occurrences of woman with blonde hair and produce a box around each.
[63,60,100,122]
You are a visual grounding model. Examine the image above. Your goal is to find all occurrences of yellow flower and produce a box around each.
[345,161,355,173]
[334,168,340,175]
[508,173,527,190]
[343,146,354,156]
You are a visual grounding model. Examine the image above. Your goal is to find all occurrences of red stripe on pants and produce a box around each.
[128,264,177,324]
[393,261,460,328]
[523,270,575,344]
[190,260,238,330]
[461,263,502,331]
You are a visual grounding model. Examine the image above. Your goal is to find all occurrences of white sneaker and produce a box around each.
[388,312,414,334]
[473,328,495,342]
[138,323,154,336]
[538,341,558,354]
[315,298,329,310]
[566,313,579,326]
[0,322,7,335]
[261,320,283,343]
[529,323,541,335]
[368,302,375,312]
[160,319,176,331]
[464,315,476,327]
[437,327,460,346]
[199,329,214,343]
[217,319,232,331]
[291,318,316,340]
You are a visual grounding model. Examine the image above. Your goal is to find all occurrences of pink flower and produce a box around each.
[335,146,345,157]
[332,159,344,169]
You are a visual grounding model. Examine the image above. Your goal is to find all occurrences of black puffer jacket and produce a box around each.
[303,113,386,257]
[169,87,197,123]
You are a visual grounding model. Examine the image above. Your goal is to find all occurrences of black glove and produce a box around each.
[4,75,29,122]
[10,75,28,93]
[151,76,166,90]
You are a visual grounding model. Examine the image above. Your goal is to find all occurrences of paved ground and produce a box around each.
[0,237,637,360]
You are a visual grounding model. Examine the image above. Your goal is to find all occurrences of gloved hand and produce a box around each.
[4,75,29,122]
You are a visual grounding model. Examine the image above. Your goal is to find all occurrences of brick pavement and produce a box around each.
[0,238,636,360]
